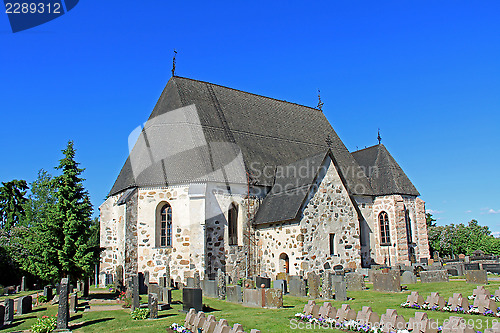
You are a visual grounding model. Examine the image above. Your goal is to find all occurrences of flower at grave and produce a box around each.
[438,326,443,332]
[468,295,475,300]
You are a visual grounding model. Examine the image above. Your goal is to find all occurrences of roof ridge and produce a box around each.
[351,144,381,154]
[173,75,322,112]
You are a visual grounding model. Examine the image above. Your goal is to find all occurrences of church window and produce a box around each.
[158,203,172,247]
[228,203,238,246]
[379,211,391,246]
[329,233,336,255]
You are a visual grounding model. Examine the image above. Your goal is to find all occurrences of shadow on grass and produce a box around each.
[282,305,295,308]
[30,307,48,313]
[70,314,83,321]
[70,317,114,329]
[88,293,117,300]
[202,304,220,313]
[2,320,23,331]
[158,313,177,319]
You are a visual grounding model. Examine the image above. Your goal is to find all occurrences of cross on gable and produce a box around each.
[325,135,333,148]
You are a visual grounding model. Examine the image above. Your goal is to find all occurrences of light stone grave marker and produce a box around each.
[406,291,425,306]
[380,309,406,333]
[442,316,475,333]
[148,293,158,319]
[319,302,336,319]
[425,292,445,308]
[466,270,488,284]
[448,293,469,310]
[307,272,320,299]
[407,312,437,333]
[336,304,356,322]
[419,270,449,283]
[346,272,365,291]
[356,306,379,326]
[472,294,497,313]
[401,271,417,284]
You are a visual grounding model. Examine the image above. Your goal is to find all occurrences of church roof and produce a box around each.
[351,144,420,196]
[109,76,374,196]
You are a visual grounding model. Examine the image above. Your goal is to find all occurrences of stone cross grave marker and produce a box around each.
[380,309,406,333]
[319,302,337,319]
[472,286,490,297]
[303,300,317,315]
[407,311,437,333]
[425,292,445,309]
[202,314,217,333]
[214,319,230,333]
[406,291,425,306]
[356,306,380,326]
[336,304,356,322]
[184,308,196,329]
[473,294,497,313]
[448,293,469,310]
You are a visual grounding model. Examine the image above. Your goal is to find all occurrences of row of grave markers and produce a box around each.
[183,308,261,333]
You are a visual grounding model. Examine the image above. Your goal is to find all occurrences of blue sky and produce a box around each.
[1,1,499,234]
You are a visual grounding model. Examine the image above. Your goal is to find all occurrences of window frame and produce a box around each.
[158,203,172,248]
[379,211,391,246]
[228,203,238,246]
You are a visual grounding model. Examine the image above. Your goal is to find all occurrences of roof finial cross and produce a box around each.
[171,49,177,77]
[325,134,333,148]
[377,128,382,144]
[317,89,324,112]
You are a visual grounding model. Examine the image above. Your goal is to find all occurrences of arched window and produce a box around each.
[228,203,238,246]
[405,208,413,244]
[379,211,391,245]
[158,203,172,247]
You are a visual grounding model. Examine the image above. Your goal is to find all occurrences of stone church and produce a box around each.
[99,76,430,286]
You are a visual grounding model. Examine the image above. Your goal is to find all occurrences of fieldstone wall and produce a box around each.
[124,189,138,281]
[300,157,361,273]
[99,194,126,286]
[353,195,375,267]
[415,198,430,260]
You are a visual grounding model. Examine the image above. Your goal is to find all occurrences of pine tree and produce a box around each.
[52,141,95,280]
[0,179,28,231]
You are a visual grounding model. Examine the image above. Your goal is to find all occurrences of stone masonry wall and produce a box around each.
[415,198,430,260]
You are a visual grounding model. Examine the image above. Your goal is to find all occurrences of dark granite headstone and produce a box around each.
[182,288,202,312]
[132,274,140,311]
[148,293,158,319]
[139,272,148,294]
[226,285,243,303]
[17,295,32,315]
[255,276,271,289]
[56,278,70,330]
[482,264,500,274]
[464,263,480,271]
[4,299,14,325]
[55,283,60,295]
[0,304,4,327]
[289,277,306,297]
[44,286,53,301]
[116,265,124,287]
[83,278,89,297]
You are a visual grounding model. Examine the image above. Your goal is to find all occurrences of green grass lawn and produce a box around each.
[3,280,500,332]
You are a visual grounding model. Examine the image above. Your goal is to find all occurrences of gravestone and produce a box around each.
[241,278,255,289]
[56,278,70,330]
[226,285,243,303]
[401,271,417,284]
[69,292,78,313]
[214,319,230,333]
[17,295,32,315]
[380,309,406,333]
[356,306,380,326]
[485,322,500,333]
[187,277,195,288]
[333,277,347,301]
[307,272,320,299]
[202,314,217,333]
[21,276,26,292]
[44,286,53,301]
[448,293,469,310]
[116,265,124,290]
[161,286,172,304]
[472,286,490,297]
[419,270,449,283]
[217,269,226,300]
[406,291,424,306]
[0,305,4,328]
[55,283,60,295]
[408,312,437,333]
[4,299,14,325]
[336,304,356,322]
[303,300,317,315]
[321,272,333,299]
[243,289,262,307]
[274,279,287,294]
[148,293,158,319]
[420,258,428,265]
[159,276,167,288]
[138,272,148,294]
[445,263,465,276]
[319,302,336,319]
[289,277,306,297]
[372,270,401,292]
[442,316,475,333]
[83,279,89,297]
[148,283,159,300]
[184,308,196,329]
[183,288,203,312]
[194,271,201,289]
[132,274,140,311]
[192,311,206,332]
[264,288,283,309]
[165,264,171,288]
[255,276,271,289]
[473,294,497,313]
[466,270,488,284]
[345,272,365,291]
[425,292,445,308]
[202,280,218,298]
[482,264,500,275]
[464,263,480,271]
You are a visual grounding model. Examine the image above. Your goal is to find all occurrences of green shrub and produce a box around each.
[31,315,57,333]
[236,278,244,286]
[131,308,150,320]
[37,295,48,303]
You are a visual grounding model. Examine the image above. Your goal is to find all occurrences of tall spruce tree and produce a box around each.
[52,141,95,280]
[0,179,28,231]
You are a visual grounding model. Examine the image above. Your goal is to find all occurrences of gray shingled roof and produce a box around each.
[110,76,373,196]
[351,144,419,196]
[253,151,328,225]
